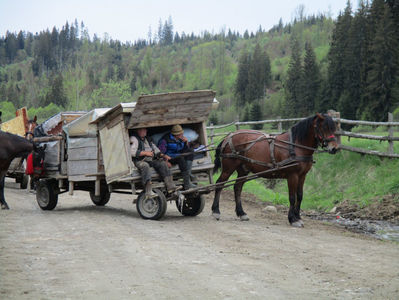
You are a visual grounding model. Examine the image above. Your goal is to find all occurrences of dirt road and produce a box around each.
[1,180,399,299]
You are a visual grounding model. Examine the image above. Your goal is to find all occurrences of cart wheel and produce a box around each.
[136,188,167,220]
[90,187,110,206]
[176,194,205,216]
[36,180,58,210]
[20,175,29,190]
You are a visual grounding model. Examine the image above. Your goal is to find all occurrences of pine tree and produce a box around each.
[45,73,68,107]
[363,4,399,121]
[234,50,249,106]
[247,43,264,101]
[250,102,263,130]
[4,31,17,63]
[327,1,352,113]
[285,38,303,117]
[345,0,369,120]
[302,41,320,115]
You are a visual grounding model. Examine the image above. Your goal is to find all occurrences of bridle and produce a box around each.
[25,121,36,140]
[314,120,336,149]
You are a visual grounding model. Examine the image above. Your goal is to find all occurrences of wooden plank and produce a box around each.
[68,175,96,182]
[67,159,98,176]
[68,137,97,149]
[138,90,215,103]
[339,144,399,158]
[129,117,207,129]
[106,114,124,130]
[337,118,399,126]
[336,130,399,141]
[68,147,98,160]
[134,96,215,109]
[33,135,63,143]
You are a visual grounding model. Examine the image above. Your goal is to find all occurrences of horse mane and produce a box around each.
[291,114,336,143]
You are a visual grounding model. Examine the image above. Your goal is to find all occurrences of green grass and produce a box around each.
[208,127,399,212]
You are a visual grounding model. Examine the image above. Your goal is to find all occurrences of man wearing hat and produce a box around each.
[158,124,196,190]
[130,128,177,199]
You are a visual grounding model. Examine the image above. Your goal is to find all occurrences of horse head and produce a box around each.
[314,113,339,154]
[26,116,38,141]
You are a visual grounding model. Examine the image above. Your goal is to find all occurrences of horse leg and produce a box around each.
[294,175,306,226]
[211,168,235,220]
[234,167,250,221]
[287,174,302,227]
[0,172,9,210]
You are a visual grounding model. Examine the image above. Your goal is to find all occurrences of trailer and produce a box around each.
[34,90,216,220]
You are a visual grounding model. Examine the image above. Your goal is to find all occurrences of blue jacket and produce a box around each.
[158,133,186,158]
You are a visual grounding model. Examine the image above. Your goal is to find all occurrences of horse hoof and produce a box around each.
[1,204,10,210]
[291,220,304,228]
[240,214,250,221]
[212,213,221,220]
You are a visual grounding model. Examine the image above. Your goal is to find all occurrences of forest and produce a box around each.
[0,0,398,125]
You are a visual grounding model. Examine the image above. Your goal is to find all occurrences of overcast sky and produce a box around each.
[0,0,355,42]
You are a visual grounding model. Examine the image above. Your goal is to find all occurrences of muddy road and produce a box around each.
[1,180,399,299]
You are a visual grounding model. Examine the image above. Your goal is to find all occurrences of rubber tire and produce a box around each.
[36,180,58,210]
[136,188,167,220]
[20,175,29,190]
[176,194,205,216]
[90,187,111,206]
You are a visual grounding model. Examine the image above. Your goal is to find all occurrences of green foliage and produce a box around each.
[0,101,16,121]
[27,103,63,123]
[90,81,132,108]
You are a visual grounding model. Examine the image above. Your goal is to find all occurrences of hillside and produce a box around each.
[1,1,398,124]
[0,13,334,123]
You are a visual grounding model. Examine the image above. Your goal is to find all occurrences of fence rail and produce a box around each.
[207,112,399,158]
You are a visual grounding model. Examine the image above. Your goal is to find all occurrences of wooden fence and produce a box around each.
[207,112,399,158]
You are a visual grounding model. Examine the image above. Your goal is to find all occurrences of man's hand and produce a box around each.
[180,136,188,143]
[141,151,154,157]
[163,154,171,161]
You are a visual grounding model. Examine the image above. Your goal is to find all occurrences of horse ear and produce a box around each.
[33,115,37,123]
[316,113,325,120]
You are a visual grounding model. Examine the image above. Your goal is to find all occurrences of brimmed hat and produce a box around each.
[171,124,183,135]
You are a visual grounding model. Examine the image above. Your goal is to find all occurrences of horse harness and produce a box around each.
[220,130,314,169]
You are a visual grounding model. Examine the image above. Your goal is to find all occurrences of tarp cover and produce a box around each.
[0,114,25,136]
[64,108,111,137]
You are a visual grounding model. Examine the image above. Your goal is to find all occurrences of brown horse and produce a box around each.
[0,128,44,209]
[211,113,339,227]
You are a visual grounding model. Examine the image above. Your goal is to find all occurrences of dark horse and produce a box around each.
[211,113,339,227]
[0,130,44,209]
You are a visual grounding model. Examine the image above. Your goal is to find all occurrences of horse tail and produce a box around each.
[213,140,224,173]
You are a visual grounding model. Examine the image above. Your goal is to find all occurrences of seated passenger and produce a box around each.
[130,128,177,198]
[158,124,196,190]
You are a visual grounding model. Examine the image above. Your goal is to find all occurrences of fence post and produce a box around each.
[210,123,214,146]
[277,116,282,133]
[328,110,341,145]
[235,115,240,131]
[388,112,394,155]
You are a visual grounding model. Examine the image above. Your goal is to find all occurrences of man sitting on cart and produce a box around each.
[158,124,196,190]
[130,128,177,199]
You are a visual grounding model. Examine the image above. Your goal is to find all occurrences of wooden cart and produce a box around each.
[34,90,216,220]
